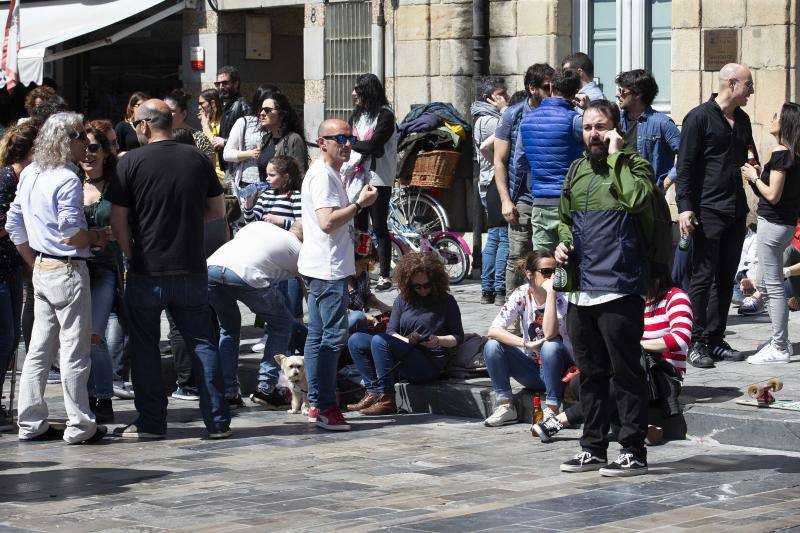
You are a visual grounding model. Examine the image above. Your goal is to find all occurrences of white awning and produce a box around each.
[0,0,186,85]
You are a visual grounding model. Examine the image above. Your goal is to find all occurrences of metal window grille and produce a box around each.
[324,0,371,119]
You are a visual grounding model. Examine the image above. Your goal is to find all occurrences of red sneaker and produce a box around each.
[307,406,319,423]
[315,405,351,431]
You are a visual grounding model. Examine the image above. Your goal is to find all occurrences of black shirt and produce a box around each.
[256,134,280,181]
[756,149,800,225]
[114,121,140,152]
[485,178,506,228]
[675,95,757,217]
[106,140,223,275]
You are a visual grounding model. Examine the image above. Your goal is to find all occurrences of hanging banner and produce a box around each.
[0,0,20,90]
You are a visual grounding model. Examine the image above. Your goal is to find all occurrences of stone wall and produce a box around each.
[391,0,572,120]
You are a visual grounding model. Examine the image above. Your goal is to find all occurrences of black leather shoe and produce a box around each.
[76,425,107,445]
[22,426,64,442]
[688,342,715,369]
[708,340,746,362]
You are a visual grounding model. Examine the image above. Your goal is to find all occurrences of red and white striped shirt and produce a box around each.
[642,287,693,377]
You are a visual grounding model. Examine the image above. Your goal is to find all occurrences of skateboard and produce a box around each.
[735,378,800,411]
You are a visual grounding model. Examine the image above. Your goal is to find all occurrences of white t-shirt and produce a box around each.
[207,221,300,288]
[297,159,355,280]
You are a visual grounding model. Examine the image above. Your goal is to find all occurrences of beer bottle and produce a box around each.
[747,145,759,167]
[678,215,697,251]
[553,261,577,292]
[533,395,544,424]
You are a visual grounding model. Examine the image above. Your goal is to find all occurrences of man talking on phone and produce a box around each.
[555,99,655,477]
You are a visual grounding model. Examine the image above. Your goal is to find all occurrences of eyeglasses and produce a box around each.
[536,268,556,277]
[86,143,101,153]
[132,118,152,128]
[411,281,434,290]
[616,88,632,97]
[68,131,88,142]
[732,79,754,90]
[259,106,277,116]
[214,80,232,88]
[321,134,357,146]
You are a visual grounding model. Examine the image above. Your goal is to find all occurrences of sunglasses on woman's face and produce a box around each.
[411,281,434,290]
[259,106,277,116]
[536,268,556,278]
[86,144,101,153]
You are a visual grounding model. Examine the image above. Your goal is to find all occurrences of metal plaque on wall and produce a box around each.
[703,29,740,71]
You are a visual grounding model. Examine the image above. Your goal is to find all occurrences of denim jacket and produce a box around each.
[619,107,681,186]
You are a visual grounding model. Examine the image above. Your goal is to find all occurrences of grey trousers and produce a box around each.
[17,258,97,443]
[505,200,533,293]
[756,216,796,352]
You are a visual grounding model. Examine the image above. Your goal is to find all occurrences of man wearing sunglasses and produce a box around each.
[298,119,378,431]
[214,66,252,168]
[674,63,756,369]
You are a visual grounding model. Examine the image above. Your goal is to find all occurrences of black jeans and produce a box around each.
[355,185,392,278]
[688,209,747,344]
[567,296,647,458]
[166,310,195,391]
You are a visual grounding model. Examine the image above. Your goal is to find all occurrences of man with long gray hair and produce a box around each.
[5,112,110,444]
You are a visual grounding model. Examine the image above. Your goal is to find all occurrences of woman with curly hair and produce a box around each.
[346,252,464,415]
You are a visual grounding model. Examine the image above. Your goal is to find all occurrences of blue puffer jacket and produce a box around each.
[518,98,583,199]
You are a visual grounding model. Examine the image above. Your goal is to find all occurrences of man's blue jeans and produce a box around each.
[481,226,509,293]
[303,276,348,410]
[126,273,230,435]
[347,332,441,393]
[483,338,570,407]
[0,267,22,398]
[88,267,116,399]
[207,266,293,397]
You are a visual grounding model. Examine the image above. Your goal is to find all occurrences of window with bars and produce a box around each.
[324,0,372,119]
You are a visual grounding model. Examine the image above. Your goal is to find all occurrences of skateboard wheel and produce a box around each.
[768,379,783,392]
[747,384,760,398]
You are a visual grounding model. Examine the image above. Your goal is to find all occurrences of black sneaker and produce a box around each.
[0,405,14,432]
[21,426,65,442]
[481,291,495,305]
[94,399,114,424]
[560,451,607,472]
[599,451,648,477]
[375,277,393,292]
[688,342,715,369]
[227,395,246,410]
[250,387,290,409]
[709,340,746,362]
[74,425,108,445]
[532,415,563,443]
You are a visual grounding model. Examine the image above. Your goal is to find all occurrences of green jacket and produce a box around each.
[558,145,655,294]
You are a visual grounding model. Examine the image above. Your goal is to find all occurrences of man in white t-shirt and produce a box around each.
[299,118,378,431]
[207,222,303,408]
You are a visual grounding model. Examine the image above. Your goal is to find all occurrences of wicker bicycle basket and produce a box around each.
[410,150,460,188]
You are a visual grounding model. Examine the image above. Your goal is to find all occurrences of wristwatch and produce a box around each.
[353,201,362,211]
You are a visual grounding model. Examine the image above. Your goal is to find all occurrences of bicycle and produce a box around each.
[377,195,471,284]
[389,183,449,234]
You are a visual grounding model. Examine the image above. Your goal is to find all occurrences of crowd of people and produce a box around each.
[0,54,797,479]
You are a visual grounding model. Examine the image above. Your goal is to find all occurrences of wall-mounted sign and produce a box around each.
[246,15,272,61]
[703,29,740,71]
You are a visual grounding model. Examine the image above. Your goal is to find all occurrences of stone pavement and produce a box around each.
[2,403,800,532]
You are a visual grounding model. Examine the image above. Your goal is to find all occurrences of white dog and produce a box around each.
[274,354,309,415]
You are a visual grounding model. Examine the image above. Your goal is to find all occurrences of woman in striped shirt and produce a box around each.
[532,263,693,443]
[242,155,302,229]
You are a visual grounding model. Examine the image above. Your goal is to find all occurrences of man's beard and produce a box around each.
[137,133,149,146]
[586,141,608,162]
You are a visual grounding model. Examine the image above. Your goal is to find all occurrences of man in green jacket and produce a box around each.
[555,99,654,477]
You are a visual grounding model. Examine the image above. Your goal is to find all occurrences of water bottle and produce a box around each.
[238,181,270,202]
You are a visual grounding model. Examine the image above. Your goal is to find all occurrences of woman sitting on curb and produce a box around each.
[483,250,573,427]
[347,252,464,415]
[532,262,693,443]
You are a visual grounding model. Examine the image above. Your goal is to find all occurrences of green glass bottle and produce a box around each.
[553,261,578,292]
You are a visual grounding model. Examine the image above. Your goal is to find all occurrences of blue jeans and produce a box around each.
[106,311,126,381]
[481,226,509,292]
[348,310,370,334]
[303,277,348,410]
[126,272,229,435]
[483,338,570,407]
[88,267,116,399]
[207,266,293,397]
[258,277,308,356]
[0,267,22,398]
[671,240,692,292]
[347,332,441,393]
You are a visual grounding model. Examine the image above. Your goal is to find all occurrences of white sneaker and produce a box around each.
[484,403,518,427]
[747,342,791,365]
[251,342,266,353]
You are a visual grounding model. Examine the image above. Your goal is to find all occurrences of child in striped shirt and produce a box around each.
[242,155,302,229]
